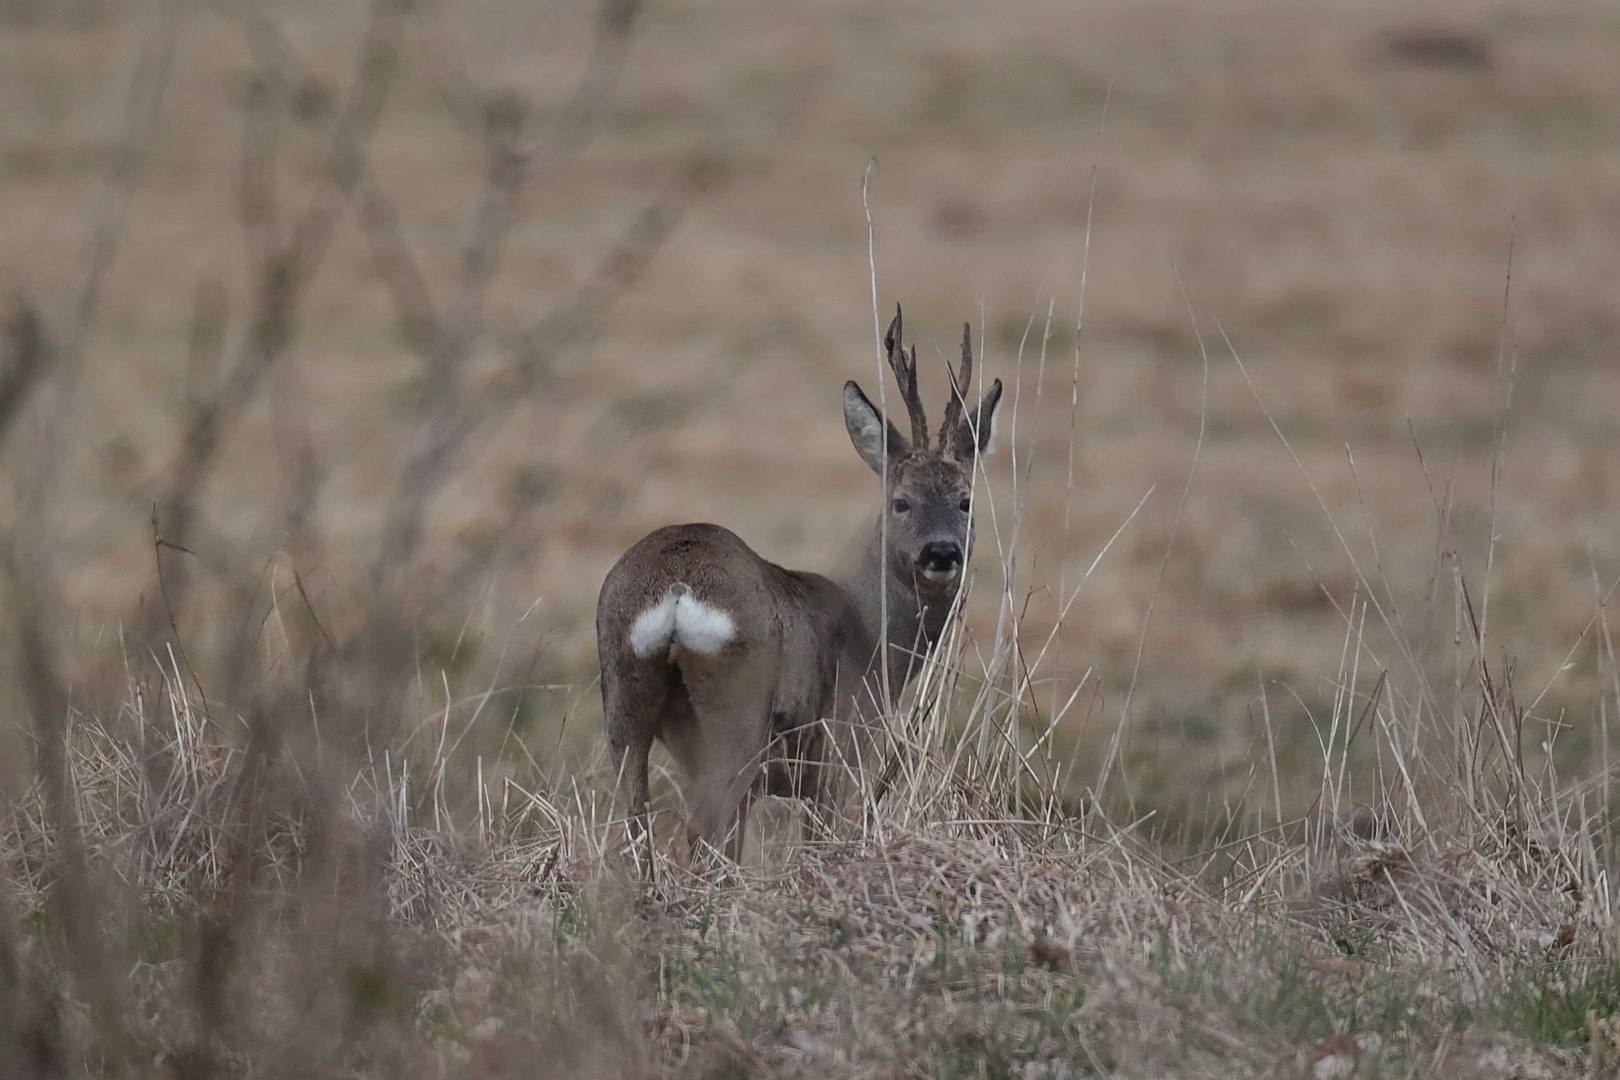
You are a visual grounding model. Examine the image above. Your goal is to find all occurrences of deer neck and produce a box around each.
[845,519,953,692]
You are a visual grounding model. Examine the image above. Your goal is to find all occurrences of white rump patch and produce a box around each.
[671,592,736,654]
[629,593,678,657]
[629,584,735,658]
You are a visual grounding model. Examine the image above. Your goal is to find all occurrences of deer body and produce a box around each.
[597,309,1001,862]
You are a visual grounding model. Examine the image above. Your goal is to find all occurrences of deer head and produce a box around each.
[842,306,1003,601]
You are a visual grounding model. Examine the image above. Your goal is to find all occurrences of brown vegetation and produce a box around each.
[2,0,1620,1075]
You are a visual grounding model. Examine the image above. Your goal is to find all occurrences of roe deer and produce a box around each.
[597,307,1002,865]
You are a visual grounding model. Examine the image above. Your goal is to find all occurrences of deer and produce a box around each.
[596,306,1002,867]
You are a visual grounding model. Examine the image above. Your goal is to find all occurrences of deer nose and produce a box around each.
[918,541,963,581]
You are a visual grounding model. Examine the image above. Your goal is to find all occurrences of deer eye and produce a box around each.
[959,498,972,513]
[891,498,911,514]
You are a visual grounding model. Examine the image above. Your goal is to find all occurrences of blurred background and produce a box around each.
[3,0,1619,810]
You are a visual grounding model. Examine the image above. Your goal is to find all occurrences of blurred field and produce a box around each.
[9,2,1620,1075]
[5,0,1620,796]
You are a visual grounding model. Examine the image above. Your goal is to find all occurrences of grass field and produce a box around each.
[3,0,1620,1074]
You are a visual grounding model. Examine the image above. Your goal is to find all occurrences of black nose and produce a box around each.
[918,541,963,574]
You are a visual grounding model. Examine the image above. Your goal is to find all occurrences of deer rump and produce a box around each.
[598,522,877,859]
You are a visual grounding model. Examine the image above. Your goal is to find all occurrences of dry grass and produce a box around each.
[4,0,1620,1076]
[3,542,1618,1077]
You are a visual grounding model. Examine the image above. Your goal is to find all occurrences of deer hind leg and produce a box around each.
[670,707,768,866]
[688,761,756,865]
[673,658,776,866]
[759,719,834,848]
[603,659,674,880]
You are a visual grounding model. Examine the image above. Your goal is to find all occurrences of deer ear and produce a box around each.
[951,378,1003,463]
[844,380,911,474]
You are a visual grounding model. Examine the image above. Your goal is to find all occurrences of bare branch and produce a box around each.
[0,300,50,452]
[351,169,441,354]
[370,94,530,584]
[147,278,229,626]
[283,0,408,268]
[8,24,186,1036]
[147,0,411,584]
[362,0,644,575]
[505,151,722,390]
[21,0,180,529]
[369,138,712,589]
[55,0,182,383]
[233,0,409,269]
[233,0,439,354]
[236,71,283,270]
[416,0,485,133]
[422,0,639,162]
[523,0,640,174]
[271,362,325,556]
[6,536,132,1066]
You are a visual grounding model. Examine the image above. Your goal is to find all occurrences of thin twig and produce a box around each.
[1094,266,1208,806]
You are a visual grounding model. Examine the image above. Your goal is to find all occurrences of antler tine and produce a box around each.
[938,322,972,450]
[884,304,929,449]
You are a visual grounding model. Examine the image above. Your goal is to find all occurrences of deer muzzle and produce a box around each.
[917,540,964,582]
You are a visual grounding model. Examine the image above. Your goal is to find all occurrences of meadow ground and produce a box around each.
[3,0,1620,1074]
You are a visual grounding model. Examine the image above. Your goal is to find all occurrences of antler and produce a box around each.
[883,305,929,449]
[938,321,972,451]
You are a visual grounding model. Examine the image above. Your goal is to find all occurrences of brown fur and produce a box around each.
[597,307,1002,866]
